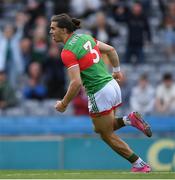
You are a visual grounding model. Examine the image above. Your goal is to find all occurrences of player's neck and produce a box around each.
[63,33,74,44]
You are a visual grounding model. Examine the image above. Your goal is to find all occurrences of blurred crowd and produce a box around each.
[0,0,175,116]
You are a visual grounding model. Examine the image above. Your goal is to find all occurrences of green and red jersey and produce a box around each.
[61,33,112,94]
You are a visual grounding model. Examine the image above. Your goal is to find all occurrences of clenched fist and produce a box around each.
[112,71,123,82]
[54,100,68,112]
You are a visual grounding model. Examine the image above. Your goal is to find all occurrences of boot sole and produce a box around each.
[133,112,152,137]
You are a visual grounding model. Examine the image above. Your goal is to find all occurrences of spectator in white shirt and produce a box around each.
[155,73,175,115]
[130,74,155,115]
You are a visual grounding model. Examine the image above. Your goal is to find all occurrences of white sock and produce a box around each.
[133,157,147,168]
[123,116,131,125]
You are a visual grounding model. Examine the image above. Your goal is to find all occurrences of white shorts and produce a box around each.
[88,79,122,117]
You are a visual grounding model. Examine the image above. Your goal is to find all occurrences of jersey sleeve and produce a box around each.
[61,50,79,69]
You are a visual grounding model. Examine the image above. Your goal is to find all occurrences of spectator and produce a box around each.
[43,43,66,99]
[22,0,46,38]
[130,74,155,115]
[0,24,24,88]
[160,16,175,61]
[70,0,102,18]
[0,71,17,109]
[155,73,175,114]
[158,0,175,26]
[31,25,48,65]
[167,1,175,22]
[23,62,47,100]
[91,11,118,44]
[118,72,131,114]
[20,37,32,73]
[72,87,89,116]
[34,15,48,28]
[102,0,123,17]
[113,2,151,64]
[15,11,29,31]
[25,0,45,27]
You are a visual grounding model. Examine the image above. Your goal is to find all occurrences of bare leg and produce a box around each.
[92,110,136,160]
[113,110,126,131]
[92,110,151,172]
[113,110,152,137]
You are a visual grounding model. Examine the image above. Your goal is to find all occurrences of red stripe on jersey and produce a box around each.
[61,45,101,71]
[79,45,101,71]
[61,50,78,68]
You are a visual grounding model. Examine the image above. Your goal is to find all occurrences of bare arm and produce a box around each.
[55,65,82,112]
[62,65,82,105]
[98,41,120,68]
[98,41,123,81]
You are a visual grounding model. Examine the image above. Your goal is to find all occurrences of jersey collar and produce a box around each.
[64,33,74,44]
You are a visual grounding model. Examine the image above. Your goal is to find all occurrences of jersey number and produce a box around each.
[83,41,100,63]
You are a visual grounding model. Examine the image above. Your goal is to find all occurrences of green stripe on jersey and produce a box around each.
[81,59,112,94]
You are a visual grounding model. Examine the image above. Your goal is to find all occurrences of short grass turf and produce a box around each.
[0,170,174,179]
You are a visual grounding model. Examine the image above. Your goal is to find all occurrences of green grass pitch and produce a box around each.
[0,170,174,179]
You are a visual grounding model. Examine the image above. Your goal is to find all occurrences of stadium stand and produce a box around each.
[0,0,174,134]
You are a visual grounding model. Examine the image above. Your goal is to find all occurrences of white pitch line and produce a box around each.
[1,171,175,178]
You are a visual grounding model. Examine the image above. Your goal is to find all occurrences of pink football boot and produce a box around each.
[128,112,152,137]
[131,164,151,173]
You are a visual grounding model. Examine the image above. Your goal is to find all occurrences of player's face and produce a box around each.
[50,21,63,43]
